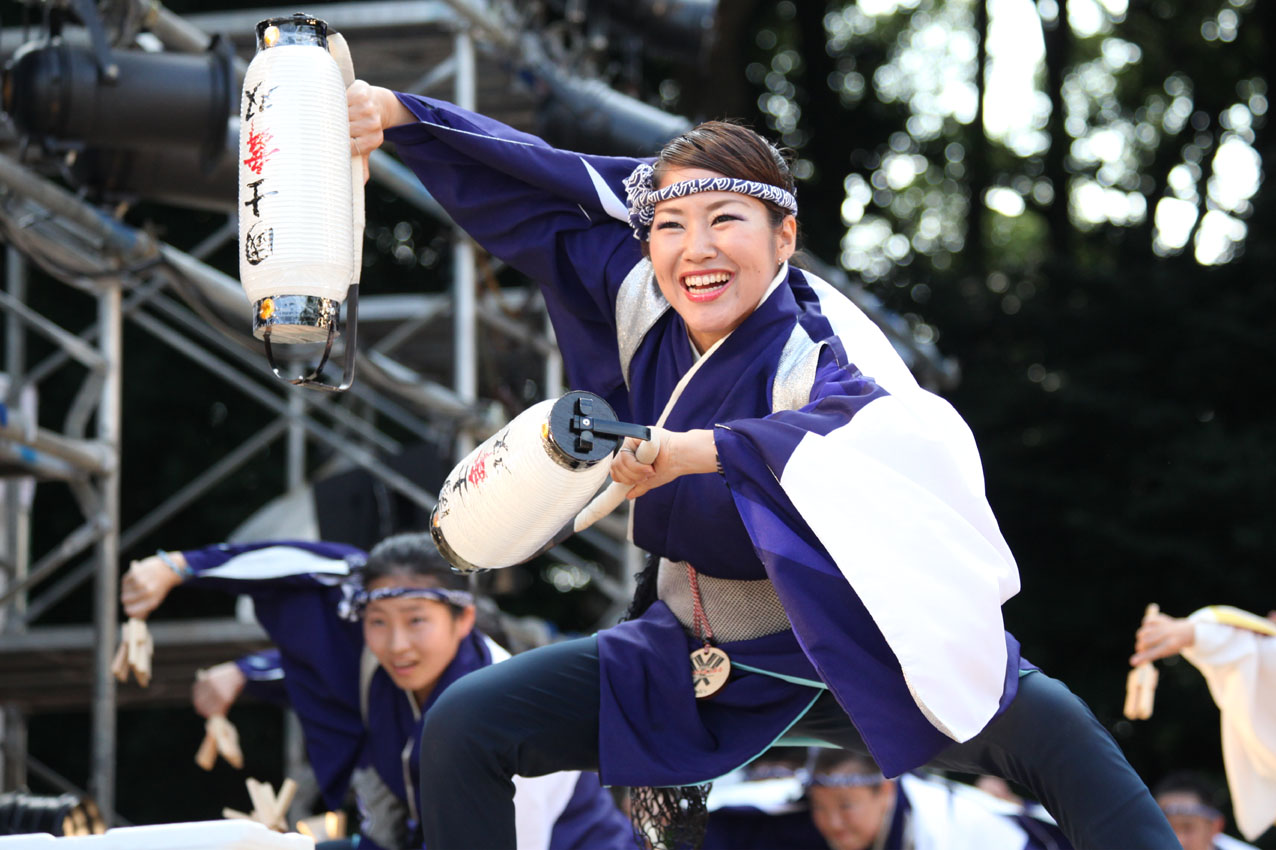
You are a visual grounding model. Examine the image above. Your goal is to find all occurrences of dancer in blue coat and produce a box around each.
[121,534,632,850]
[343,81,1177,849]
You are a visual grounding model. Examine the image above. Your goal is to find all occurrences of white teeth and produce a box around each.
[683,272,731,289]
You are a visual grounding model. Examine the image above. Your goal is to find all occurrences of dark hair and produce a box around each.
[752,747,809,772]
[654,120,796,230]
[1153,771,1225,812]
[362,533,468,593]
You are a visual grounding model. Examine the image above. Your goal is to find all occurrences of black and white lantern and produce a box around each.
[431,392,654,573]
[238,15,362,390]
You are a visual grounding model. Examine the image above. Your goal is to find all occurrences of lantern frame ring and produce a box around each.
[260,284,359,392]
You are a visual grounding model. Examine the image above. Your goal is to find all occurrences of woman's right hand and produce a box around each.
[120,555,185,620]
[192,662,247,719]
[1130,612,1196,666]
[610,428,719,500]
[347,80,414,183]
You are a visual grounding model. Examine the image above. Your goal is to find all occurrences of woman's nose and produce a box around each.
[684,222,716,259]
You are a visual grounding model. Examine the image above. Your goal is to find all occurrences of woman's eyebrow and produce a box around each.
[365,597,429,613]
[654,196,751,216]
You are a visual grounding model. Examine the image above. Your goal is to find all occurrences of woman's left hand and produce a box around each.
[192,662,247,719]
[610,428,719,500]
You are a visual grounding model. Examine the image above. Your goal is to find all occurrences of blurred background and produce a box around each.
[0,0,1271,844]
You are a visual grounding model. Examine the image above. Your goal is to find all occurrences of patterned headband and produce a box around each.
[337,578,474,622]
[803,770,886,789]
[743,764,801,781]
[623,163,798,241]
[1160,802,1222,820]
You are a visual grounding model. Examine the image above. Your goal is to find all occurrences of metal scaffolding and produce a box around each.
[0,0,611,820]
[0,0,954,824]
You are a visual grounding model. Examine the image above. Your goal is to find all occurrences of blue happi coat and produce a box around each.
[183,540,631,850]
[383,95,1026,782]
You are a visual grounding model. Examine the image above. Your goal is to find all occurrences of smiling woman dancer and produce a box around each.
[120,535,632,850]
[346,82,1177,849]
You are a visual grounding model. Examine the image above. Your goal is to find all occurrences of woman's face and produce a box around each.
[362,574,475,703]
[1156,792,1223,850]
[808,782,895,850]
[648,166,797,353]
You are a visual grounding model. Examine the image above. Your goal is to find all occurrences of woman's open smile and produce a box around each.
[680,268,735,302]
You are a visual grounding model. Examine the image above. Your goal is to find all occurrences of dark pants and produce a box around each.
[787,675,1180,849]
[418,636,1179,850]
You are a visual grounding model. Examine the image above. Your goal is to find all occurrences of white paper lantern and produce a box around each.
[431,392,650,572]
[238,15,354,344]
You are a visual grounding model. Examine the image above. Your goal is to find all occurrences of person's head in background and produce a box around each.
[358,533,475,703]
[1154,771,1227,850]
[805,749,895,850]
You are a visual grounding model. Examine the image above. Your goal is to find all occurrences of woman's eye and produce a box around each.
[654,220,682,231]
[712,214,739,225]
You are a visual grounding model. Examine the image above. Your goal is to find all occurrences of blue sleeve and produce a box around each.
[182,540,368,808]
[382,94,643,401]
[234,649,288,705]
[182,539,364,588]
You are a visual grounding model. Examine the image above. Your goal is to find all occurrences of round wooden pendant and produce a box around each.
[690,645,731,699]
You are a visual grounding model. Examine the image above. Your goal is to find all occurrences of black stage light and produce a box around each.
[0,791,105,837]
[588,0,719,67]
[68,118,239,213]
[533,63,692,156]
[2,35,234,161]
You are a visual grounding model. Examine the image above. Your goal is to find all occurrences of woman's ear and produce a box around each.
[778,215,798,264]
[455,604,477,638]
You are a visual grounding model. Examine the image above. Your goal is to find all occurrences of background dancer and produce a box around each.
[120,534,632,850]
[804,749,1071,850]
[1153,771,1260,850]
[345,80,1177,849]
[1132,606,1276,844]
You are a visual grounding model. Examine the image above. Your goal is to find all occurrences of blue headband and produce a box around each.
[744,764,801,782]
[337,576,474,622]
[623,163,798,241]
[1160,802,1222,820]
[803,771,886,789]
